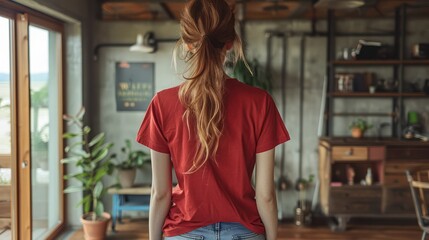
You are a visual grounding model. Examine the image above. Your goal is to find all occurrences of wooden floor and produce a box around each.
[68,218,423,240]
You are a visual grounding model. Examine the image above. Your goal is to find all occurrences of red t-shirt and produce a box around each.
[136,78,290,237]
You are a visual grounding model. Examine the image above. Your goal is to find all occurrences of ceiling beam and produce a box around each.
[159,2,175,20]
[101,0,311,3]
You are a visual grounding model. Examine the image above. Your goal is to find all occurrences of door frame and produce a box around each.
[0,1,65,239]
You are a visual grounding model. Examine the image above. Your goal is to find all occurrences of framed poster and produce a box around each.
[115,62,154,111]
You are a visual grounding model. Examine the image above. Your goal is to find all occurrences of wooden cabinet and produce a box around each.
[319,138,429,231]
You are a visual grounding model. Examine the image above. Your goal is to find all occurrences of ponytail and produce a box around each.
[175,0,247,173]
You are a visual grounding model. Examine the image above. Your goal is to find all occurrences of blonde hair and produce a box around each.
[174,0,247,173]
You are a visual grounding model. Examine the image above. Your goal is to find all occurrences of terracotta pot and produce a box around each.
[118,168,136,188]
[80,212,111,240]
[351,128,363,138]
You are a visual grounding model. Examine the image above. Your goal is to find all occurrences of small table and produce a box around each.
[108,185,151,231]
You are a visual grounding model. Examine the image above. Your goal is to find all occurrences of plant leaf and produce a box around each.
[92,142,113,158]
[63,133,78,139]
[83,126,91,135]
[89,133,105,147]
[76,107,85,120]
[64,186,83,194]
[60,156,81,164]
[108,183,121,189]
[70,149,91,158]
[92,148,109,164]
[76,194,91,208]
[65,141,85,153]
[84,197,91,214]
[64,172,88,183]
[95,201,104,217]
[94,181,103,199]
[93,167,108,183]
[125,139,131,149]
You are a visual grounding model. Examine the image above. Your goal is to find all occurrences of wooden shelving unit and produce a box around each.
[321,4,429,232]
[325,5,429,138]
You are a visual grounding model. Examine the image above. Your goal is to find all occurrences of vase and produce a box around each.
[118,168,136,188]
[351,128,363,138]
[80,212,111,240]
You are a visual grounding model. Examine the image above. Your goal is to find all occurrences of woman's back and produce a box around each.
[137,78,289,236]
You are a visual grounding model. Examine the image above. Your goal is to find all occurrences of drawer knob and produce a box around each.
[345,149,354,156]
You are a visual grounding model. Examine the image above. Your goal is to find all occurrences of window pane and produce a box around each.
[0,17,11,156]
[0,15,12,239]
[29,25,61,240]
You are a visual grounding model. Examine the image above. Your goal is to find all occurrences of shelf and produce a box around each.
[333,59,429,66]
[330,183,382,189]
[402,59,429,65]
[333,112,395,117]
[333,60,401,66]
[330,92,428,98]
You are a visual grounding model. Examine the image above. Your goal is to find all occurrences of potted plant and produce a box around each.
[349,118,373,138]
[61,107,114,240]
[112,139,150,188]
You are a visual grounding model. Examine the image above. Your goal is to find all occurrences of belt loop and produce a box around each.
[215,222,220,231]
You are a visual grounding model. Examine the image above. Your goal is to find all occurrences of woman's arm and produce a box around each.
[255,149,278,240]
[149,150,172,240]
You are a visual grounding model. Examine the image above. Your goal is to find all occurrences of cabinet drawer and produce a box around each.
[384,174,408,186]
[387,147,429,160]
[384,202,415,214]
[383,188,414,214]
[330,187,381,200]
[329,201,381,214]
[332,146,368,161]
[368,146,385,161]
[385,162,424,174]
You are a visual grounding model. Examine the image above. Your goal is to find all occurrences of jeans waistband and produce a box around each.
[202,222,243,231]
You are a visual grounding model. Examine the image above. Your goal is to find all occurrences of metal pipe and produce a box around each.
[298,36,305,180]
[280,34,288,183]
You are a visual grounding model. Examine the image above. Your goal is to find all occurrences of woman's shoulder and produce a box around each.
[155,85,181,100]
[227,78,271,100]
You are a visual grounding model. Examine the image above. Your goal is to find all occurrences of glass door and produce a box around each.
[28,24,63,240]
[0,15,13,240]
[1,4,64,238]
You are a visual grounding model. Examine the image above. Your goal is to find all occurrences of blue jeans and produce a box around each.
[164,222,265,240]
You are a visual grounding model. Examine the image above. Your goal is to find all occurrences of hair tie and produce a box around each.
[201,34,224,49]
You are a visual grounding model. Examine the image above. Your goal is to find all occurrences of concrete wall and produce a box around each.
[93,17,429,219]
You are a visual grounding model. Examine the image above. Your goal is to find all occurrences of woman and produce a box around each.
[136,0,289,239]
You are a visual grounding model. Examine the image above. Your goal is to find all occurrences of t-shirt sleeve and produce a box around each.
[256,93,290,153]
[136,94,170,154]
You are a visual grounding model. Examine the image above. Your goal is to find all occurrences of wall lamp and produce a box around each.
[93,31,178,60]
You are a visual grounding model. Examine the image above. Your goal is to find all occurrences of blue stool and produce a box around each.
[108,185,151,232]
